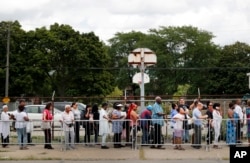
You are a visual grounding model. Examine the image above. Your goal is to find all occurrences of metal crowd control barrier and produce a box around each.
[1,118,248,151]
[134,118,249,150]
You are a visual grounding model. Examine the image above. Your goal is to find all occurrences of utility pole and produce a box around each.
[5,24,10,101]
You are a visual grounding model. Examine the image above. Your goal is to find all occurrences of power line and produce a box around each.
[0,65,250,70]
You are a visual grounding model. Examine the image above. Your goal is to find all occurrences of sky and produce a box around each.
[0,0,250,46]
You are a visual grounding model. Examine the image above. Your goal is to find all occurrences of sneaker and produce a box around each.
[22,146,29,150]
[101,146,109,149]
[70,146,76,150]
[157,146,165,149]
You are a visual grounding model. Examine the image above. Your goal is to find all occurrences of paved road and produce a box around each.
[0,160,228,163]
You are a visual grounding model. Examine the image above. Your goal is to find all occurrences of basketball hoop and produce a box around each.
[138,81,142,85]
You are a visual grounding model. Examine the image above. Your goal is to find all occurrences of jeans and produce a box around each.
[141,127,149,144]
[182,129,189,142]
[17,127,27,147]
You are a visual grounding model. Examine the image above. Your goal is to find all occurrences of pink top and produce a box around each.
[43,109,53,120]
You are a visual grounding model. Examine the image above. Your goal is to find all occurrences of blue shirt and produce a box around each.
[152,102,164,126]
[170,109,178,127]
[112,109,123,133]
[192,108,202,126]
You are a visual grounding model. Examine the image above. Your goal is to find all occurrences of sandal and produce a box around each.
[178,147,185,150]
[174,146,179,150]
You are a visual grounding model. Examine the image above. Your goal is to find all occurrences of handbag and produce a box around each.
[41,121,51,129]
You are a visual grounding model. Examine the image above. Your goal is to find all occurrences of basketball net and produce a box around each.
[138,81,142,88]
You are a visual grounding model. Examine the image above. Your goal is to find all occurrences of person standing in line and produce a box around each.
[60,105,75,150]
[112,103,125,148]
[17,100,33,145]
[71,102,81,143]
[151,96,165,149]
[234,99,243,144]
[192,102,208,149]
[140,105,152,145]
[83,105,93,145]
[173,106,185,150]
[128,103,139,147]
[99,102,110,149]
[170,103,178,146]
[13,104,29,150]
[246,100,250,147]
[0,105,14,148]
[226,102,237,147]
[42,102,54,149]
[178,98,190,143]
[206,101,214,147]
[92,103,100,144]
[212,103,222,149]
[123,103,131,146]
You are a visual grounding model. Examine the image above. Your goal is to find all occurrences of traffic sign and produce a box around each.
[2,97,10,103]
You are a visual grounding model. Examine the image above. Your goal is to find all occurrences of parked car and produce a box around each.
[8,105,62,128]
[52,102,86,112]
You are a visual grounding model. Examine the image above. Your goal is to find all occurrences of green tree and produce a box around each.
[0,21,28,97]
[148,26,220,96]
[108,31,148,95]
[206,42,250,94]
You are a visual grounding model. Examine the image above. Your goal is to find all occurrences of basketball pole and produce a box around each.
[140,48,145,110]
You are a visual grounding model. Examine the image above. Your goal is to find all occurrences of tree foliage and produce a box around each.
[0,21,114,97]
[206,42,250,94]
[1,20,250,99]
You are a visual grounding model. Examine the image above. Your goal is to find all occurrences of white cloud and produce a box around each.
[0,0,250,45]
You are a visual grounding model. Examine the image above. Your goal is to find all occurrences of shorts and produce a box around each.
[174,129,183,138]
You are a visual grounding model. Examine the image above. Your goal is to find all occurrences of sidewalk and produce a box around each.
[0,144,229,161]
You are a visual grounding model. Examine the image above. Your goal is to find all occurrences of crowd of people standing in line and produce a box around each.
[0,97,250,150]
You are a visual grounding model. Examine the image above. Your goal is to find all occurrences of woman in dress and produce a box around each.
[226,102,238,147]
[112,103,125,148]
[212,103,222,149]
[246,100,250,146]
[0,105,13,148]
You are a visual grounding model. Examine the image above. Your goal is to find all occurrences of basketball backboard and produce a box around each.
[132,72,150,84]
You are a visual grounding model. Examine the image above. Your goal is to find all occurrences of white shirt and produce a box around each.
[13,110,28,129]
[61,111,74,131]
[212,109,222,127]
[173,113,184,130]
[71,108,81,120]
[0,111,10,138]
[99,108,109,134]
[234,104,243,120]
